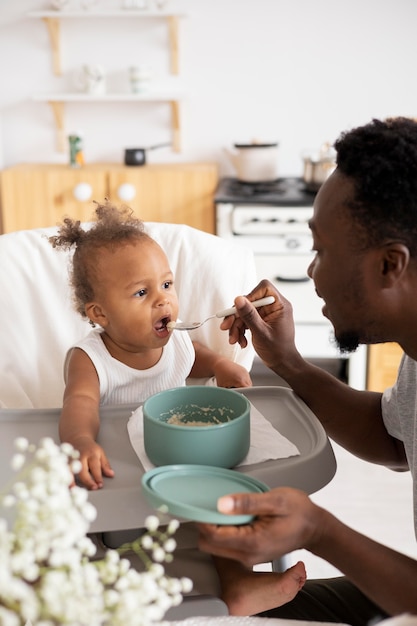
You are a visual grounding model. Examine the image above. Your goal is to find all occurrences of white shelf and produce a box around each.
[32,91,185,102]
[32,95,182,154]
[28,10,186,18]
[28,10,184,75]
[28,9,185,153]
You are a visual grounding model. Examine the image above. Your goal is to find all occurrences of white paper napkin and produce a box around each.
[127,402,300,472]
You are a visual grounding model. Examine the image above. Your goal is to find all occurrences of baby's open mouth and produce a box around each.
[155,316,171,332]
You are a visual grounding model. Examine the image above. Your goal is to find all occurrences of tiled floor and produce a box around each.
[251,358,416,579]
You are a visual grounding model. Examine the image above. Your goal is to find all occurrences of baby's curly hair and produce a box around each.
[49,200,151,319]
[334,117,417,255]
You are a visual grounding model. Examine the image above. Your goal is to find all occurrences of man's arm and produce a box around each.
[221,281,407,468]
[198,487,417,617]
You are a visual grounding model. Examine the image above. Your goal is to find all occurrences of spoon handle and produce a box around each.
[215,295,275,318]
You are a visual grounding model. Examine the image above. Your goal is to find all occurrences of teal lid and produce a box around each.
[142,464,269,525]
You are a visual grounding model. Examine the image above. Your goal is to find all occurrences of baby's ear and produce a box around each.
[85,302,108,327]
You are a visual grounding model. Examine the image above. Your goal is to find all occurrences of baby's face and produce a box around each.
[87,238,179,351]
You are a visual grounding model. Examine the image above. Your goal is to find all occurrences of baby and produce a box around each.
[49,201,305,616]
[49,201,252,489]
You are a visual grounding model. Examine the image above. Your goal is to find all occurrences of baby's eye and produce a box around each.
[163,280,173,290]
[134,288,147,298]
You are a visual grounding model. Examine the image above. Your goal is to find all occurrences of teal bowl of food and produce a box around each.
[143,386,250,468]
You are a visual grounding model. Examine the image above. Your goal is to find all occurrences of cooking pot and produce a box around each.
[302,142,336,192]
[224,141,279,182]
[124,142,171,166]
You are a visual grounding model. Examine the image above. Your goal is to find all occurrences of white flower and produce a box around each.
[163,538,177,553]
[2,495,16,508]
[141,534,154,550]
[145,515,160,532]
[149,562,165,578]
[181,577,194,593]
[11,454,26,472]
[0,438,193,624]
[71,458,82,474]
[167,519,180,534]
[14,437,29,452]
[152,546,166,562]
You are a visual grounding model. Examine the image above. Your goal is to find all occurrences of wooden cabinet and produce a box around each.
[107,163,217,230]
[367,343,403,391]
[0,164,108,231]
[0,162,218,235]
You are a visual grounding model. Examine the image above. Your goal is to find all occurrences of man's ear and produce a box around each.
[381,242,410,283]
[85,302,108,327]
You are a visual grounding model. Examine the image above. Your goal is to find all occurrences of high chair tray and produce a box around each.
[0,386,336,533]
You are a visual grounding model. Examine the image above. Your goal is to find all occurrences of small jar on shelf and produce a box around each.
[68,132,85,168]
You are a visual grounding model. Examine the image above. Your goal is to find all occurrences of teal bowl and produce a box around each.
[143,386,251,468]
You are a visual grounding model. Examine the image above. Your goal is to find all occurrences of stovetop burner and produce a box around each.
[214,177,316,206]
[224,178,287,197]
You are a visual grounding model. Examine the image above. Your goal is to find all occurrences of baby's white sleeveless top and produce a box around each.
[68,328,195,405]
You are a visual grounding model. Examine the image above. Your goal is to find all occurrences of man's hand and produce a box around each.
[197,487,324,566]
[221,280,298,372]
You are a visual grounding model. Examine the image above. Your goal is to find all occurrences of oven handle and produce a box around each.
[275,275,310,283]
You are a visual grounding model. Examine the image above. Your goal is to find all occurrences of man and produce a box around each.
[198,117,417,625]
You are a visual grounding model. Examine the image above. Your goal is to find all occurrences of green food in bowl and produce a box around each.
[143,386,251,468]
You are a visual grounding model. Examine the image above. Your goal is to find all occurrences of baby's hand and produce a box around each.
[73,437,115,490]
[214,359,252,389]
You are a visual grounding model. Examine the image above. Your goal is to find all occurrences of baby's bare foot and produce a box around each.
[219,560,306,617]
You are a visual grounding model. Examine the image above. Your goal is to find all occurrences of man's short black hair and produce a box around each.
[335,117,417,255]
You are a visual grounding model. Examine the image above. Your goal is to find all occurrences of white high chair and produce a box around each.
[0,222,256,409]
[0,221,257,618]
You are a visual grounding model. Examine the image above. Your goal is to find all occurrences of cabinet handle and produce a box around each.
[117,183,136,202]
[73,182,92,202]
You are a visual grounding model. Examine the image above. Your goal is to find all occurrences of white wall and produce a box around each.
[1,0,417,176]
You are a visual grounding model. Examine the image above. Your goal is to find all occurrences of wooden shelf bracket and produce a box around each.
[170,100,181,152]
[43,17,61,76]
[47,101,65,152]
[168,15,179,75]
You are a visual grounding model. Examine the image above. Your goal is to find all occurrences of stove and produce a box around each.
[215,177,316,253]
[214,176,316,206]
[214,176,367,390]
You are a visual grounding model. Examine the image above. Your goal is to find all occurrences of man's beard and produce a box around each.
[331,330,361,354]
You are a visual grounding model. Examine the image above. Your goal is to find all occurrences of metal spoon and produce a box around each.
[167,296,275,331]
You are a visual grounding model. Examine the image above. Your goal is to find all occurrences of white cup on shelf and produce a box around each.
[81,0,98,9]
[122,0,150,9]
[78,64,106,95]
[50,0,72,9]
[129,65,152,94]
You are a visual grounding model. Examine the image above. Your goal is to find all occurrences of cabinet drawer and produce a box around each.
[107,163,218,233]
[0,166,107,231]
[367,343,403,391]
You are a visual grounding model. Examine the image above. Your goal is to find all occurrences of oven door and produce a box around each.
[255,253,324,324]
[255,253,341,358]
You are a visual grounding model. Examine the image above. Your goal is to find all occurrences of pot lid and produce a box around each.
[142,464,269,525]
[234,141,278,149]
